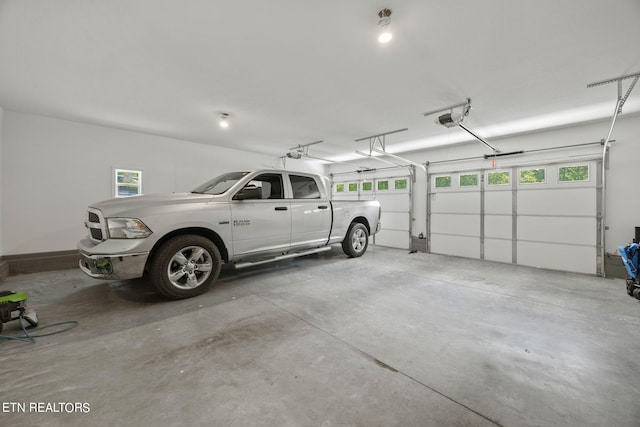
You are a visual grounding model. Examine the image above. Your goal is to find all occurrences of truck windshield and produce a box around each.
[192,172,250,195]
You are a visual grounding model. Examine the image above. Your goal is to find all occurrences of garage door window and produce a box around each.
[520,168,546,184]
[460,174,478,187]
[362,181,373,191]
[559,165,589,182]
[349,183,358,192]
[378,180,389,191]
[435,176,451,188]
[487,171,510,186]
[336,184,345,193]
[395,179,407,190]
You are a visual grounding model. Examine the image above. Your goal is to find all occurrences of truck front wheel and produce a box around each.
[150,235,222,299]
[342,223,369,258]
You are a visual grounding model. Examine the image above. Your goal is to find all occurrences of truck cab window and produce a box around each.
[192,171,249,195]
[241,173,284,199]
[290,175,321,199]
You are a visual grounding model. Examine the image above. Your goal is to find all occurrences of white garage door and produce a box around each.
[332,169,412,250]
[428,160,601,274]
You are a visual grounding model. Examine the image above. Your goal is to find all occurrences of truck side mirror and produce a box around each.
[233,186,262,200]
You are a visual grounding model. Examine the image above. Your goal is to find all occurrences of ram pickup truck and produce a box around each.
[78,170,381,299]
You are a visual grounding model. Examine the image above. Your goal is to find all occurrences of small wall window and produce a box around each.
[115,169,142,198]
[435,176,451,188]
[487,171,510,186]
[520,168,546,184]
[336,184,344,193]
[348,183,358,192]
[395,179,407,190]
[460,174,478,187]
[378,181,389,191]
[559,165,589,182]
[362,182,373,191]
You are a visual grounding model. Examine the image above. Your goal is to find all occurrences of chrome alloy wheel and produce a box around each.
[167,245,213,289]
[351,227,367,253]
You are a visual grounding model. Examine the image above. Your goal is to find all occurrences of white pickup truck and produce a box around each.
[78,170,381,299]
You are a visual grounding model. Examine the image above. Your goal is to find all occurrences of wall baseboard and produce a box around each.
[0,261,9,284]
[604,253,628,279]
[0,250,79,284]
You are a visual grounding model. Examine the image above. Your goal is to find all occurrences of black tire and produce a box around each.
[341,223,369,258]
[627,280,636,297]
[150,234,222,300]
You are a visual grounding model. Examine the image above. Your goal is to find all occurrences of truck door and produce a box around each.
[230,173,291,257]
[288,174,332,249]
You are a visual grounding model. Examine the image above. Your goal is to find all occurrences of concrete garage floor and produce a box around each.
[1,246,639,427]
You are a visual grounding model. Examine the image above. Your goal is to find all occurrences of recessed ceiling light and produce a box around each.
[219,113,230,129]
[377,8,393,44]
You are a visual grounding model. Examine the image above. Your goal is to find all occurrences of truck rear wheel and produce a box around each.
[342,223,369,258]
[150,234,222,299]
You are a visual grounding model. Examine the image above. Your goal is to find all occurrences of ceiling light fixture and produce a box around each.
[219,113,230,129]
[377,8,393,43]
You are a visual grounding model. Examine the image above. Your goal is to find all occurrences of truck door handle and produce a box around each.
[318,205,328,209]
[275,206,288,211]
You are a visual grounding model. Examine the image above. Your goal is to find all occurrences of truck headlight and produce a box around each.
[106,218,152,239]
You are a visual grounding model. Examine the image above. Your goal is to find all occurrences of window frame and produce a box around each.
[459,173,479,187]
[519,167,546,185]
[487,170,511,187]
[558,164,590,183]
[114,168,142,198]
[434,175,452,189]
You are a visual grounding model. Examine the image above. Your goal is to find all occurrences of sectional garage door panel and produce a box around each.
[376,230,411,249]
[431,234,481,258]
[518,242,597,274]
[484,187,513,262]
[484,239,512,263]
[332,193,359,201]
[518,216,597,246]
[428,160,600,274]
[332,171,411,250]
[431,192,481,213]
[485,191,512,214]
[376,193,410,211]
[485,215,512,240]
[431,214,480,237]
[383,211,410,231]
[430,189,481,257]
[374,176,411,249]
[518,187,596,216]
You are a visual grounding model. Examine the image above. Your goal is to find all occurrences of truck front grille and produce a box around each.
[87,208,106,243]
[90,228,103,240]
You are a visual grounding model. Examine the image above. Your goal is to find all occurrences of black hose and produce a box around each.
[0,314,78,344]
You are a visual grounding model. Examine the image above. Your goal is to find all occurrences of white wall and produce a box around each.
[0,111,325,255]
[329,113,640,255]
[602,114,640,250]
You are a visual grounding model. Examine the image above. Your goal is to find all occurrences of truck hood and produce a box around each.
[90,193,224,218]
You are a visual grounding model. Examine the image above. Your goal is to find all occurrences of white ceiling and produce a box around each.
[1,1,639,162]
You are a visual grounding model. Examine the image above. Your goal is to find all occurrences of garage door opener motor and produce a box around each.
[0,291,38,334]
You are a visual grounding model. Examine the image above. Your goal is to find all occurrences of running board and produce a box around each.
[234,246,333,269]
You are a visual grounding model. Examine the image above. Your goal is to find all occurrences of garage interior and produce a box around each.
[1,1,639,426]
